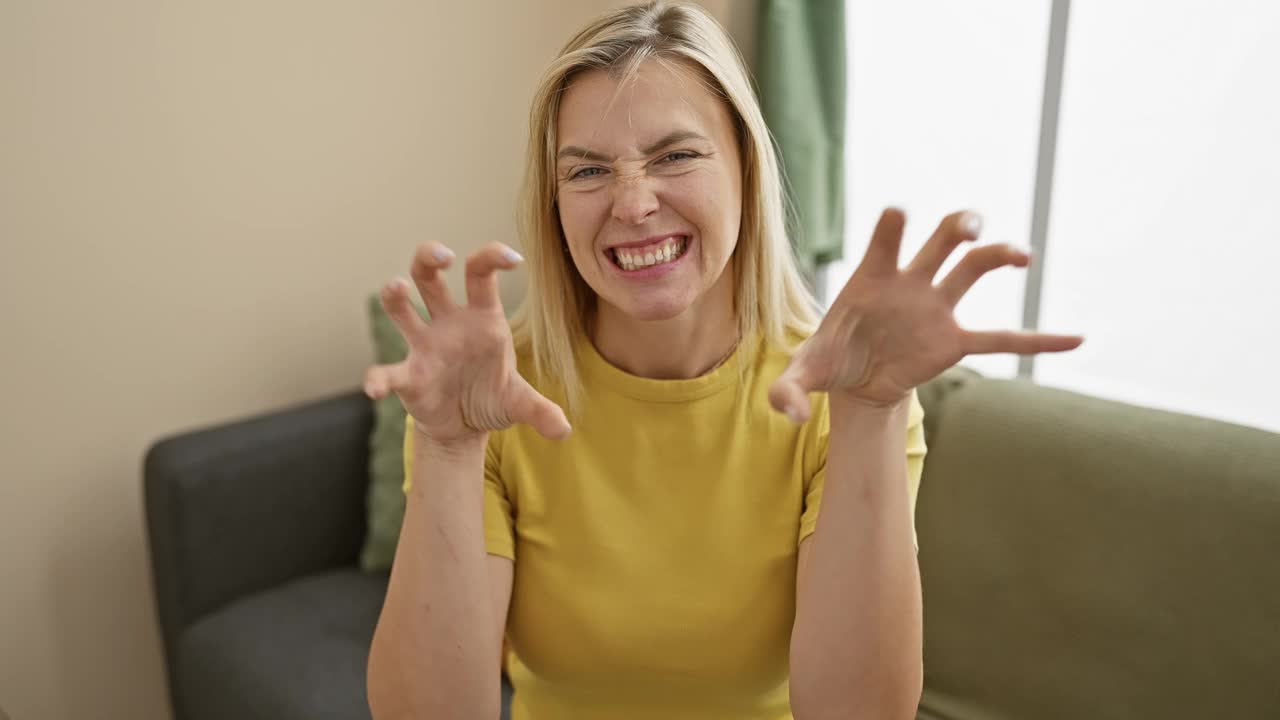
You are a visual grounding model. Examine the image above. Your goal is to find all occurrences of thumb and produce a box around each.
[506,375,572,441]
[768,358,816,425]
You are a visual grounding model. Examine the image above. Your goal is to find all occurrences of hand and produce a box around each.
[769,208,1083,419]
[363,242,572,447]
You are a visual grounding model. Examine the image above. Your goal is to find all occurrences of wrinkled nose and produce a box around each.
[610,174,659,225]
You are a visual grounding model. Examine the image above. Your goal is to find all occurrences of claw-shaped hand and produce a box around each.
[770,208,1083,419]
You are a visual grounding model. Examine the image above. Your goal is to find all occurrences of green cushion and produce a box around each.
[358,292,428,572]
[916,364,983,446]
[913,375,1280,719]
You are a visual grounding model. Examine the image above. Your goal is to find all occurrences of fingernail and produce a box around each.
[963,213,983,236]
[504,249,524,263]
[433,247,455,262]
[787,406,804,424]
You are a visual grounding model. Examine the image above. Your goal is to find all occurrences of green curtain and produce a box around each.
[757,0,847,271]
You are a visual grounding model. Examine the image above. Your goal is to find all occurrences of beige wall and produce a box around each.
[0,1,755,717]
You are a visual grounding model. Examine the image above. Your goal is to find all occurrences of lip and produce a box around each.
[605,232,690,251]
[604,235,694,280]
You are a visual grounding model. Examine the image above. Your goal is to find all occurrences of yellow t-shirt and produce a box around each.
[403,335,927,720]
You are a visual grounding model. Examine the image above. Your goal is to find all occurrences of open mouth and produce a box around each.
[607,235,689,271]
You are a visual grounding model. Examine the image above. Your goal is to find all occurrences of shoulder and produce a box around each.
[753,328,832,441]
[754,327,925,429]
[510,341,561,401]
[513,341,537,378]
[755,327,813,372]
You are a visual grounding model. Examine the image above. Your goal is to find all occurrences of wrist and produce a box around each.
[826,390,912,473]
[411,425,488,461]
[828,391,912,440]
[829,388,911,419]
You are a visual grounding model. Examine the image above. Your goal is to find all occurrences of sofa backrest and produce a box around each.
[914,369,1280,719]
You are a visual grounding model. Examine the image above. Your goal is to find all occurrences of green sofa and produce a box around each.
[913,367,1280,719]
[144,366,1279,719]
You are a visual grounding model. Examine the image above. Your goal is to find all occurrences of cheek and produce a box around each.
[557,198,613,281]
[664,173,740,251]
[558,193,609,246]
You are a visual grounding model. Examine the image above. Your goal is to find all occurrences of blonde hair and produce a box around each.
[510,0,820,414]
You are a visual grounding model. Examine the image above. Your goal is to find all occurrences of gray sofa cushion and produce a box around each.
[178,568,388,720]
[177,567,513,719]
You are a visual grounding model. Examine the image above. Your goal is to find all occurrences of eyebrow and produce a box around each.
[556,130,710,163]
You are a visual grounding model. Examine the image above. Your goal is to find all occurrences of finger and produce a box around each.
[363,361,411,400]
[937,243,1031,306]
[506,375,571,440]
[466,243,524,310]
[380,277,429,346]
[857,207,907,276]
[907,210,983,281]
[410,242,458,318]
[962,330,1084,355]
[768,359,818,424]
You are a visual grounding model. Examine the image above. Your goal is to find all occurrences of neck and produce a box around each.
[590,270,738,379]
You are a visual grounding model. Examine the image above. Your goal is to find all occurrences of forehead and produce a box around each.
[556,59,731,150]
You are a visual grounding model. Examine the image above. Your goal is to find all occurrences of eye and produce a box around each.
[662,151,699,163]
[570,166,606,181]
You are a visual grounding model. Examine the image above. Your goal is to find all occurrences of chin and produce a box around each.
[608,292,697,322]
[625,303,689,322]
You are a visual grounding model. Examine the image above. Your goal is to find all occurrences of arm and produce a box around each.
[789,396,922,720]
[361,241,569,719]
[770,207,1082,719]
[366,434,512,719]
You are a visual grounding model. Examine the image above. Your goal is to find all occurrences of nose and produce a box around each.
[609,173,659,225]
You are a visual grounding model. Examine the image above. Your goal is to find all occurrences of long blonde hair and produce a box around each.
[509,0,820,414]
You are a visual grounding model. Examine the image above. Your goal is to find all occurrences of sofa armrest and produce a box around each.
[143,390,373,662]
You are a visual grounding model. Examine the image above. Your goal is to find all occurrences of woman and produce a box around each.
[363,2,1081,718]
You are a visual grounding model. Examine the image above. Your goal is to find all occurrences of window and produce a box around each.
[833,0,1280,432]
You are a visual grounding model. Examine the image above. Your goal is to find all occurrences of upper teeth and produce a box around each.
[614,236,687,270]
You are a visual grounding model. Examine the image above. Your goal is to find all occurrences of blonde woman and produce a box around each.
[363,2,1081,718]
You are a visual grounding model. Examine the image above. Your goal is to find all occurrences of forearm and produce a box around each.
[790,395,923,720]
[367,434,501,720]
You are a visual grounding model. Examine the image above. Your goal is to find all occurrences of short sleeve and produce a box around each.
[402,417,517,560]
[798,389,929,551]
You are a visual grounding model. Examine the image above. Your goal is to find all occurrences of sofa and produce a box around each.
[143,368,1280,719]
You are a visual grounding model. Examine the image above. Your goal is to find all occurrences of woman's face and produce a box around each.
[555,59,743,322]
